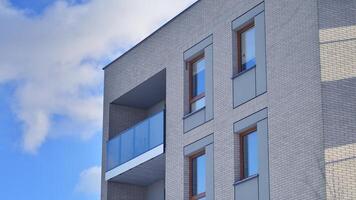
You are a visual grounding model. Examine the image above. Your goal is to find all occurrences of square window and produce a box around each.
[189,55,206,112]
[190,152,206,200]
[237,22,256,73]
[240,128,258,179]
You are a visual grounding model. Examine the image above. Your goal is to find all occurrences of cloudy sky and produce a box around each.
[0,0,195,199]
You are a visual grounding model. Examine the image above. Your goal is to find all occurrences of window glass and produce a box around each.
[134,120,149,156]
[240,26,256,71]
[149,111,164,148]
[107,136,120,170]
[120,129,134,164]
[191,97,205,112]
[192,57,205,97]
[192,153,206,196]
[243,130,258,177]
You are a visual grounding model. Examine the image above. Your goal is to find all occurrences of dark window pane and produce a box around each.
[192,58,205,97]
[243,130,258,177]
[192,154,206,196]
[241,26,256,71]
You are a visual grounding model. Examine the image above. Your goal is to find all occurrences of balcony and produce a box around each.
[105,110,165,183]
[105,70,166,200]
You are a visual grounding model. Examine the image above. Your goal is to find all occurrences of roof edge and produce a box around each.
[102,0,200,70]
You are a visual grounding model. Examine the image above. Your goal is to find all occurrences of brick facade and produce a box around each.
[101,0,356,199]
[318,1,356,199]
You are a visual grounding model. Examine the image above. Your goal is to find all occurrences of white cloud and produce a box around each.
[0,0,196,153]
[75,166,101,196]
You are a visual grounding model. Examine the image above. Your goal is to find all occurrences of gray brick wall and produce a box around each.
[107,182,146,200]
[265,0,326,199]
[101,0,355,199]
[109,104,147,138]
[318,1,356,199]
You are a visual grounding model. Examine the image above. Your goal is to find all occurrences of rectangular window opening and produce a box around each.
[190,151,206,200]
[237,22,256,73]
[240,127,258,180]
[189,54,206,113]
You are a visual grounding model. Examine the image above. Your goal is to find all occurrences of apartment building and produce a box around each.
[101,0,356,199]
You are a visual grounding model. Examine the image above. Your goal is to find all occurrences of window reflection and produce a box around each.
[192,58,206,97]
[190,55,206,112]
[239,24,256,72]
[191,97,205,112]
[191,153,206,199]
[242,130,258,178]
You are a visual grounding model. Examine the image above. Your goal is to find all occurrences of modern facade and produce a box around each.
[101,0,356,199]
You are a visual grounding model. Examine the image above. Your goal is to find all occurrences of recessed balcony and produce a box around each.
[105,110,165,184]
[105,69,166,188]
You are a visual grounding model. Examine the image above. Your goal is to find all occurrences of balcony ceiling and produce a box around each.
[113,69,166,109]
[109,153,165,186]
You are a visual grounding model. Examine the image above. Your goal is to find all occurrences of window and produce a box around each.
[240,128,258,179]
[190,152,206,200]
[237,22,256,73]
[189,54,206,112]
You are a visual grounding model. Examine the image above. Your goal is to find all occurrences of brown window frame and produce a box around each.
[236,21,255,74]
[189,151,206,200]
[188,54,206,112]
[239,126,257,180]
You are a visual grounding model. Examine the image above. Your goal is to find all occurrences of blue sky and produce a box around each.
[0,0,195,199]
[9,0,79,15]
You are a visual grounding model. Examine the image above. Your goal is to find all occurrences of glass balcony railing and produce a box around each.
[106,110,165,171]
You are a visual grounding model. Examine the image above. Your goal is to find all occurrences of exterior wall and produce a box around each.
[147,101,165,116]
[101,0,355,200]
[145,179,165,200]
[102,0,268,199]
[107,182,146,200]
[265,0,326,199]
[318,1,356,199]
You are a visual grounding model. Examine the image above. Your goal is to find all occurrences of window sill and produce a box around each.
[233,174,258,186]
[183,107,205,119]
[231,65,256,79]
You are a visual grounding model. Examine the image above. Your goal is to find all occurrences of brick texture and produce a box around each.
[318,0,356,199]
[101,0,356,199]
